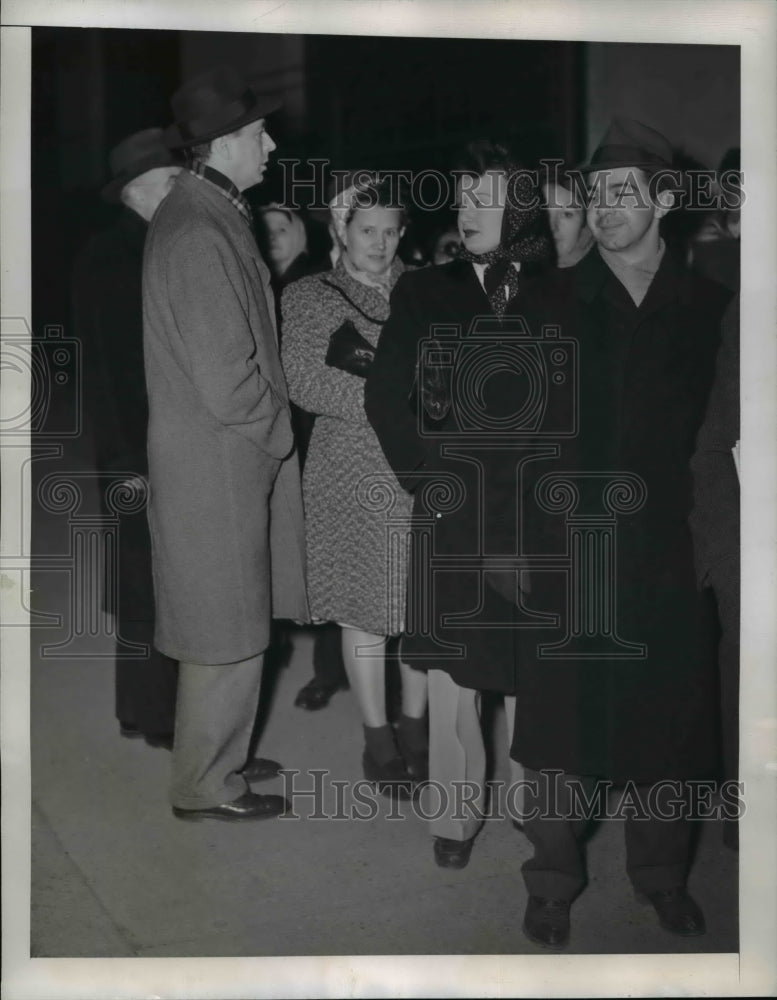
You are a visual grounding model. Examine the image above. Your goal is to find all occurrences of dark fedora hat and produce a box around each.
[579,116,675,174]
[163,66,281,149]
[101,127,178,203]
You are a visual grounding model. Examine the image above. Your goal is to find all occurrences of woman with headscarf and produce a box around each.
[365,140,554,869]
[282,173,428,797]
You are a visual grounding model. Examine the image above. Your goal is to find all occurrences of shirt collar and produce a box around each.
[471,260,520,288]
[188,161,253,225]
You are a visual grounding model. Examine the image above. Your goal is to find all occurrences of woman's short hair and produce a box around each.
[452,139,522,178]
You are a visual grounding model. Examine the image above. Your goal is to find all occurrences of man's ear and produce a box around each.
[654,188,675,218]
[214,134,231,160]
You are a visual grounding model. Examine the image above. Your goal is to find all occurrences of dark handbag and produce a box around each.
[324,319,376,378]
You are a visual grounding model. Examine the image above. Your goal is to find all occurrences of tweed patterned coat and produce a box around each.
[281,258,412,635]
[143,170,309,664]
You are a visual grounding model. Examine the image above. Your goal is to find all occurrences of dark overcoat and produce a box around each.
[365,259,554,692]
[143,171,309,664]
[689,293,740,595]
[501,248,731,783]
[72,208,155,621]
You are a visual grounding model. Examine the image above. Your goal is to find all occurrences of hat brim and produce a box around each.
[163,92,282,150]
[577,157,675,176]
[100,149,178,203]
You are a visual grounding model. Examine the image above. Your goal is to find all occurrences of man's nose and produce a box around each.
[264,132,277,153]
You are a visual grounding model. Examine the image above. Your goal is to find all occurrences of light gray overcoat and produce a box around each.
[143,170,309,664]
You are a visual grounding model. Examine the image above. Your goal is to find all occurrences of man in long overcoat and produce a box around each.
[501,119,732,947]
[72,128,181,747]
[143,68,308,821]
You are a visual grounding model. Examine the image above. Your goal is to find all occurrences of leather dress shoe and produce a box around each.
[120,724,173,751]
[523,895,571,949]
[639,886,706,936]
[240,757,283,782]
[294,676,348,711]
[172,791,289,822]
[362,752,413,799]
[145,733,174,750]
[395,731,429,783]
[433,836,474,869]
[399,747,428,783]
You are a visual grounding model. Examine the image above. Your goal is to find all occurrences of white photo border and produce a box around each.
[2,1,775,997]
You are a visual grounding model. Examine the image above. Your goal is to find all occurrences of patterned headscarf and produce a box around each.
[328,171,386,244]
[458,167,552,316]
[329,171,405,297]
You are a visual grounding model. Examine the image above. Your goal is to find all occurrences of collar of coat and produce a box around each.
[187,161,253,225]
[321,255,405,320]
[573,241,694,315]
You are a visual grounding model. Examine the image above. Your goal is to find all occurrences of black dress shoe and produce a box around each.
[294,676,347,711]
[240,757,283,782]
[523,896,571,949]
[172,791,289,822]
[433,836,474,869]
[640,886,706,936]
[399,747,428,783]
[362,751,413,799]
[120,725,173,750]
[145,732,174,750]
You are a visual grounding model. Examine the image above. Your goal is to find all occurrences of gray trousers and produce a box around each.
[169,653,264,809]
[422,668,522,842]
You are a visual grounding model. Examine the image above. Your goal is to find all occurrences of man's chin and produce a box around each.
[595,235,623,251]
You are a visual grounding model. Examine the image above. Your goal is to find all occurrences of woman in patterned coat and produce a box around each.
[282,174,428,795]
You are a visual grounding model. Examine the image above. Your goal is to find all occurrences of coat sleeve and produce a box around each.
[161,228,292,460]
[689,293,740,589]
[280,280,368,422]
[364,273,427,490]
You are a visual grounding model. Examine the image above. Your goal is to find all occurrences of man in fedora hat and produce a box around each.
[489,117,733,947]
[73,127,182,750]
[142,67,309,821]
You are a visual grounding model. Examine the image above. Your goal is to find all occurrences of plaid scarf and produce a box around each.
[188,161,253,225]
